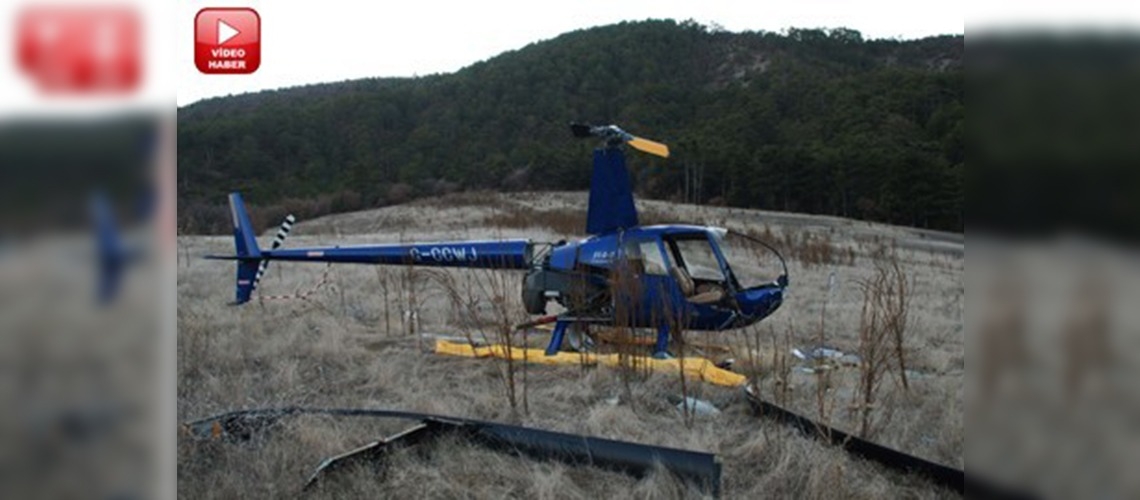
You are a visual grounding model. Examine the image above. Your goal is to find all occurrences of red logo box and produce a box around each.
[195,8,260,74]
[15,6,141,93]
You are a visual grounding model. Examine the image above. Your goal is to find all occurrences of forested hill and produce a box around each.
[178,20,963,234]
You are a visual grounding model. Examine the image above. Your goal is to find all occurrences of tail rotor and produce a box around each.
[253,214,295,292]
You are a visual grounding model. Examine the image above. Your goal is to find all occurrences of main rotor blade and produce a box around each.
[627,136,670,158]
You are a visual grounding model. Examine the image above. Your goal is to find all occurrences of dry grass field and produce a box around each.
[177,192,964,499]
[0,235,161,499]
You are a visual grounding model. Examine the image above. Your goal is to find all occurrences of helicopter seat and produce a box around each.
[671,266,724,305]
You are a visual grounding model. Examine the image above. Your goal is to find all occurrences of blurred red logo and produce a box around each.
[194,8,260,74]
[15,6,141,93]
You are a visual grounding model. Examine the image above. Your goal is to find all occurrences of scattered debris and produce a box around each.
[668,395,721,417]
[792,346,836,361]
[904,369,935,380]
[183,406,722,497]
[791,345,861,372]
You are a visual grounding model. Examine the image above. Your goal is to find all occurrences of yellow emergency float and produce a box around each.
[434,339,746,387]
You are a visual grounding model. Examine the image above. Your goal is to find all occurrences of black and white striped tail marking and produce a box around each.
[253,214,295,291]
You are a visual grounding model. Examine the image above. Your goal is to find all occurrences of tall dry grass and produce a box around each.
[177,193,963,498]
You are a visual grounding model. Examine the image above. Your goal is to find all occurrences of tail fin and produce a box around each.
[92,192,123,304]
[228,192,261,304]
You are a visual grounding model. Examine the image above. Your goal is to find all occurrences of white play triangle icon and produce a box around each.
[217,19,239,45]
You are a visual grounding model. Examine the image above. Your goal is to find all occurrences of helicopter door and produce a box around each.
[614,238,685,327]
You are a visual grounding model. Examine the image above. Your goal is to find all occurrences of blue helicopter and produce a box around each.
[210,124,788,358]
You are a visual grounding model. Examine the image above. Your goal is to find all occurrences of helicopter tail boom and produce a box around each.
[206,192,535,304]
[252,240,534,269]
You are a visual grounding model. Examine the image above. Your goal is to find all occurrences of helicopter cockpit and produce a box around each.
[660,233,730,305]
[619,226,786,308]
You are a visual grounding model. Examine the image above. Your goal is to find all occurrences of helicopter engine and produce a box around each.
[521,258,608,315]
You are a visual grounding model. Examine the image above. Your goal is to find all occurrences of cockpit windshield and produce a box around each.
[714,230,786,289]
[672,237,725,281]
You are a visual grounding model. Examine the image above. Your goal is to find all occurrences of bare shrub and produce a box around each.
[798,234,835,267]
[374,267,393,336]
[664,287,694,427]
[855,253,910,438]
[609,251,649,412]
[740,323,793,408]
[430,265,531,418]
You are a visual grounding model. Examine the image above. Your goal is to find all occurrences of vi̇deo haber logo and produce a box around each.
[195,8,260,74]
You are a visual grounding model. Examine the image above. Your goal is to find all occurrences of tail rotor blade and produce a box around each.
[269,214,295,251]
[627,136,669,158]
[253,214,295,291]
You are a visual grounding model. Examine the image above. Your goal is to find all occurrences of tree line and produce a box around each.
[177,20,962,234]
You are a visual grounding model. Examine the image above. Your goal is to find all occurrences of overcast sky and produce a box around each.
[176,0,965,106]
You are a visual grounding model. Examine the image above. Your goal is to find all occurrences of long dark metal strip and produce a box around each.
[303,420,447,491]
[469,421,721,497]
[182,407,721,497]
[743,389,1035,500]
